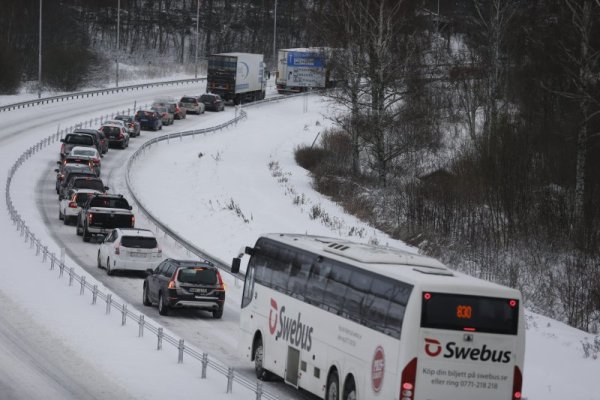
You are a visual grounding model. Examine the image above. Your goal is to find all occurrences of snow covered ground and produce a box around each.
[0,82,598,399]
[130,96,600,399]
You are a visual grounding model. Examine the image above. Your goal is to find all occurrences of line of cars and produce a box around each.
[53,105,227,319]
[134,94,225,131]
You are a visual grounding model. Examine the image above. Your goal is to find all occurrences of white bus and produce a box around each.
[233,234,525,400]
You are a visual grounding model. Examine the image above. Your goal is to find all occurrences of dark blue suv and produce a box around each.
[134,109,163,131]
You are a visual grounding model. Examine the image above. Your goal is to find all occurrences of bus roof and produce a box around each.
[260,234,519,297]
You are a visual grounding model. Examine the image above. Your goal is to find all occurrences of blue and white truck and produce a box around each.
[275,47,335,94]
[207,52,267,105]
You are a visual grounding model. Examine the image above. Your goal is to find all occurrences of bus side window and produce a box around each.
[287,252,313,300]
[322,261,350,315]
[343,270,373,324]
[305,258,332,309]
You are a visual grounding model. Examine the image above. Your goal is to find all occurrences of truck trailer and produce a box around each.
[207,53,267,105]
[275,47,335,94]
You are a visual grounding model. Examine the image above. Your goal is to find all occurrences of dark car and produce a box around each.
[73,128,108,154]
[64,176,108,198]
[135,110,163,131]
[200,93,225,112]
[60,133,97,159]
[55,164,95,194]
[143,259,225,318]
[114,115,141,137]
[100,124,129,149]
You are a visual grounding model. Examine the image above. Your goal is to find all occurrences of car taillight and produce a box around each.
[167,279,176,289]
[92,158,100,164]
[115,245,120,255]
[118,133,124,139]
[87,213,93,224]
[513,366,523,400]
[60,143,65,153]
[68,201,77,208]
[129,123,134,128]
[216,270,225,291]
[400,358,417,400]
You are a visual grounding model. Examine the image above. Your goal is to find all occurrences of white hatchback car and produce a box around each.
[97,228,163,275]
[59,188,101,225]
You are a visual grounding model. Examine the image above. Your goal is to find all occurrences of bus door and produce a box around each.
[412,292,522,400]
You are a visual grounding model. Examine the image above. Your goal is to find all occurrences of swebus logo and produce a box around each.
[424,338,512,363]
[268,298,314,351]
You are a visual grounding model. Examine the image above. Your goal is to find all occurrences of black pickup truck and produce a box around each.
[76,194,134,242]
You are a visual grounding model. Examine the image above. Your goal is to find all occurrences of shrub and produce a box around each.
[294,145,330,172]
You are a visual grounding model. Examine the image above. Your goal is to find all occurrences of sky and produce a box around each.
[1,76,599,400]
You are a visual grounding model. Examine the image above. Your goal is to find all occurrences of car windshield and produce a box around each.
[89,197,130,209]
[65,135,93,145]
[177,267,217,285]
[137,111,155,118]
[200,95,214,102]
[115,115,132,122]
[121,236,158,249]
[154,107,167,113]
[65,158,90,164]
[73,180,104,192]
[181,97,197,103]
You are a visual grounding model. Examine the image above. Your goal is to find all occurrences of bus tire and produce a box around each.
[254,337,271,381]
[326,370,340,400]
[343,375,356,400]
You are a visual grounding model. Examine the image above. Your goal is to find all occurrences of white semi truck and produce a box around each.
[275,47,335,94]
[207,52,267,105]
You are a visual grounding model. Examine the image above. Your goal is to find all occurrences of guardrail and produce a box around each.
[4,108,278,400]
[0,77,206,113]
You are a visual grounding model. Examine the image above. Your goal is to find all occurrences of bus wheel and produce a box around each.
[326,370,340,400]
[344,376,356,400]
[254,338,271,381]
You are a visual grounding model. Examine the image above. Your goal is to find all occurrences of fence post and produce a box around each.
[226,368,234,393]
[201,353,208,379]
[50,253,55,270]
[68,267,74,286]
[92,285,98,304]
[121,304,127,326]
[80,276,86,295]
[178,339,184,364]
[256,382,263,400]
[138,315,145,337]
[157,327,163,350]
[42,246,48,263]
[106,294,112,314]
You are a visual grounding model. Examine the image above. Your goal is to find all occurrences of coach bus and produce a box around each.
[232,234,525,400]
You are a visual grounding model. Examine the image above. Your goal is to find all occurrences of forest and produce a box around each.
[1,0,599,332]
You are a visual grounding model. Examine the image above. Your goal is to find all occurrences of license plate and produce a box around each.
[191,288,207,294]
[130,252,147,258]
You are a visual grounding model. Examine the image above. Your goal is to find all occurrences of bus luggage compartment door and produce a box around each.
[285,346,300,387]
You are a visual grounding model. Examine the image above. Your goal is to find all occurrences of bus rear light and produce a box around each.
[400,358,417,400]
[423,292,431,300]
[509,299,518,308]
[512,366,523,400]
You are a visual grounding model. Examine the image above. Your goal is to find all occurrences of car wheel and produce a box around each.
[158,292,169,315]
[82,224,91,242]
[58,208,64,221]
[106,258,113,276]
[143,284,152,306]
[254,338,271,381]
[76,219,83,236]
[159,125,162,130]
[326,371,340,400]
[97,251,102,268]
[212,307,223,319]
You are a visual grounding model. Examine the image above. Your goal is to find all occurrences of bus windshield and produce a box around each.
[420,292,519,335]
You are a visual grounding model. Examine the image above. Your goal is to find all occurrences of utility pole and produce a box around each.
[273,0,277,71]
[38,0,42,99]
[116,0,121,87]
[195,0,200,78]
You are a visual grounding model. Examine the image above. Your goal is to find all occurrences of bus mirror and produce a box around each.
[231,257,241,274]
[245,246,254,256]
